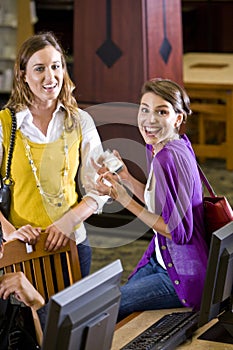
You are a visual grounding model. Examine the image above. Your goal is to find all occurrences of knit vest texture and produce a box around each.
[0,108,82,229]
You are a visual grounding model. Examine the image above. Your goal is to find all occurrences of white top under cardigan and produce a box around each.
[144,161,166,270]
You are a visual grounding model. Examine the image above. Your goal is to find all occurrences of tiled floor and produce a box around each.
[90,159,233,284]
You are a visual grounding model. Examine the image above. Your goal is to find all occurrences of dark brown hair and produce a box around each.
[141,78,192,124]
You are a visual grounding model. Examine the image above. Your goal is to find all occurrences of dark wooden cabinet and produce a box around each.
[72,0,183,189]
[182,0,233,54]
[35,1,74,56]
[34,1,233,106]
[73,0,183,105]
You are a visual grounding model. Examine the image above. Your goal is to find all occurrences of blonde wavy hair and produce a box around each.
[4,31,79,131]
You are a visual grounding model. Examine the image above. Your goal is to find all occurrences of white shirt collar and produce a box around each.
[15,101,66,129]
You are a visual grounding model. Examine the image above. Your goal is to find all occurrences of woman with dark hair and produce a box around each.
[95,78,209,320]
[0,224,45,349]
[0,32,107,277]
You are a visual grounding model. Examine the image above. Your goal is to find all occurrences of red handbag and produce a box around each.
[198,164,233,245]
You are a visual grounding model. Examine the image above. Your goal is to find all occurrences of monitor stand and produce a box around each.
[198,311,233,345]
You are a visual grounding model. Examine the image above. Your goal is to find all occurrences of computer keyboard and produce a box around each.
[120,311,199,350]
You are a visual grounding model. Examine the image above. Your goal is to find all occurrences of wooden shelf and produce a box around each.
[0,0,33,93]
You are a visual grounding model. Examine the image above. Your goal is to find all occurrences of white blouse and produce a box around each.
[144,161,166,270]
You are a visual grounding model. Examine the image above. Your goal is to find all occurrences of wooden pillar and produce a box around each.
[73,0,183,105]
[17,0,34,52]
[142,0,183,85]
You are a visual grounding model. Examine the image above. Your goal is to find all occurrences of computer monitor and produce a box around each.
[42,259,123,350]
[198,221,233,343]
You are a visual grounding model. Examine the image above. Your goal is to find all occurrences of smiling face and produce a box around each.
[24,45,64,105]
[138,92,183,147]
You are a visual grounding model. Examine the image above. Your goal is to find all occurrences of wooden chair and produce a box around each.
[185,86,227,164]
[0,232,81,302]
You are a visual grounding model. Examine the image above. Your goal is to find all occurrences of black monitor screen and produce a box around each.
[198,221,233,343]
[42,259,123,350]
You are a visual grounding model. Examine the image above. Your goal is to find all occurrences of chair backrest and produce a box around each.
[0,233,81,302]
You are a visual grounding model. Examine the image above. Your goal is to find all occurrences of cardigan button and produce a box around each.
[174,280,180,285]
[181,299,186,304]
[167,263,173,268]
[161,245,167,250]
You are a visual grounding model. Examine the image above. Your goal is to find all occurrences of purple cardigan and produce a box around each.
[129,135,209,311]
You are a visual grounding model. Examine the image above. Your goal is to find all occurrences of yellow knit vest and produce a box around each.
[0,109,82,229]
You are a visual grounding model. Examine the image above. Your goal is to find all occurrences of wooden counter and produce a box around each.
[183,53,233,170]
[112,309,233,349]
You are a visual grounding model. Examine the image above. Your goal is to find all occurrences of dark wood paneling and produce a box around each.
[73,0,183,104]
[74,0,144,103]
[144,0,183,85]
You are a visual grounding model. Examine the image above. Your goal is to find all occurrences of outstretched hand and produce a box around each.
[92,149,130,181]
[110,150,130,182]
[95,173,132,208]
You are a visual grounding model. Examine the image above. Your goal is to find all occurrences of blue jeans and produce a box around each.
[62,237,92,286]
[118,254,183,321]
[77,237,92,277]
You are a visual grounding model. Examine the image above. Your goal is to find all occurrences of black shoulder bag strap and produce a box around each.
[0,109,17,218]
[4,109,17,185]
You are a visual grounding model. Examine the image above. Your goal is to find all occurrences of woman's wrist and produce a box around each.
[82,196,98,211]
[120,171,134,187]
[30,294,45,311]
[53,208,81,236]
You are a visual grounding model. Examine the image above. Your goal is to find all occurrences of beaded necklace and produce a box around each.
[21,127,70,207]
